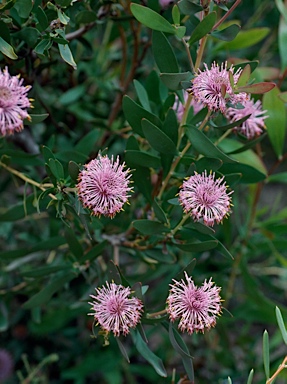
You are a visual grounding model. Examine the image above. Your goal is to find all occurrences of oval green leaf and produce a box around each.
[188,12,217,45]
[142,119,178,155]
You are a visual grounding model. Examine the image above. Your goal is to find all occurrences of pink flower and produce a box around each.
[89,282,144,337]
[0,67,32,136]
[167,272,222,334]
[192,62,246,113]
[159,0,175,9]
[225,97,268,139]
[77,154,133,218]
[173,92,203,121]
[178,171,232,227]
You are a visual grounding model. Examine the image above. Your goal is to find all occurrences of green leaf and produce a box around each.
[152,31,179,73]
[263,330,270,379]
[278,91,287,102]
[58,44,77,69]
[123,95,162,137]
[174,259,196,281]
[133,219,169,235]
[143,249,175,264]
[168,322,194,381]
[278,7,287,71]
[0,303,8,332]
[75,129,101,155]
[263,86,287,158]
[152,199,168,224]
[57,8,70,24]
[195,157,222,173]
[116,338,130,363]
[177,0,202,15]
[219,27,270,50]
[173,239,218,252]
[130,3,176,34]
[275,306,287,344]
[58,85,86,106]
[163,108,178,145]
[0,0,15,11]
[48,158,64,180]
[188,12,217,45]
[247,369,254,384]
[142,119,178,155]
[233,61,259,74]
[24,113,49,125]
[226,133,267,155]
[172,4,180,25]
[125,150,161,169]
[267,172,287,184]
[132,166,153,204]
[34,6,49,31]
[0,36,17,59]
[134,80,151,112]
[210,114,252,130]
[0,149,43,166]
[160,72,192,90]
[131,330,167,377]
[80,240,109,263]
[14,0,33,18]
[34,38,52,57]
[20,265,69,278]
[211,24,241,41]
[65,228,83,258]
[22,272,76,309]
[236,64,251,87]
[41,145,55,162]
[68,161,80,182]
[75,10,97,24]
[185,125,236,163]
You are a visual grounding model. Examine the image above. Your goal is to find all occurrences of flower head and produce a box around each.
[89,282,144,337]
[0,349,13,382]
[173,92,203,121]
[225,97,268,139]
[192,62,244,113]
[179,171,232,227]
[77,154,133,218]
[0,67,32,136]
[167,272,222,334]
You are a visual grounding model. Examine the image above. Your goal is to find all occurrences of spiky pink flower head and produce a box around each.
[167,272,222,335]
[225,97,268,139]
[178,171,233,227]
[0,67,32,136]
[77,154,133,218]
[0,349,13,382]
[192,62,246,113]
[173,92,204,121]
[89,282,144,337]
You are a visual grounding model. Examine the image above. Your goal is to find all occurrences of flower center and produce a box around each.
[108,299,123,315]
[0,86,12,108]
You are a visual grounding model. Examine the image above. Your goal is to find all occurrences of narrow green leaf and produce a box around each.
[173,239,218,252]
[130,3,176,34]
[75,129,101,155]
[218,28,270,50]
[186,125,237,163]
[210,114,252,130]
[0,303,8,332]
[58,44,77,69]
[236,64,251,87]
[188,12,217,45]
[57,9,70,24]
[233,61,259,74]
[41,145,55,162]
[172,4,180,25]
[227,377,232,384]
[68,161,80,182]
[34,6,49,31]
[131,330,167,377]
[177,0,203,15]
[123,95,162,137]
[24,113,49,125]
[142,119,178,155]
[20,265,69,278]
[58,84,86,106]
[160,72,192,90]
[22,272,76,309]
[65,228,83,258]
[134,80,151,112]
[226,133,267,155]
[125,150,161,169]
[174,259,196,282]
[152,31,179,73]
[116,338,130,363]
[163,108,178,145]
[211,24,241,41]
[263,330,270,379]
[133,219,169,235]
[80,240,109,263]
[247,369,254,384]
[48,158,64,180]
[267,172,287,184]
[275,306,287,345]
[152,199,168,224]
[263,86,287,158]
[0,36,17,59]
[34,38,52,57]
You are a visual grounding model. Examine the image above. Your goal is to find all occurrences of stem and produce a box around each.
[194,35,208,71]
[214,128,232,146]
[266,355,287,384]
[171,214,190,236]
[146,309,167,318]
[212,0,242,31]
[0,161,57,200]
[182,38,195,72]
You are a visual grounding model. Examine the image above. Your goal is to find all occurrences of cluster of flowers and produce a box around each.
[174,62,268,139]
[89,273,222,337]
